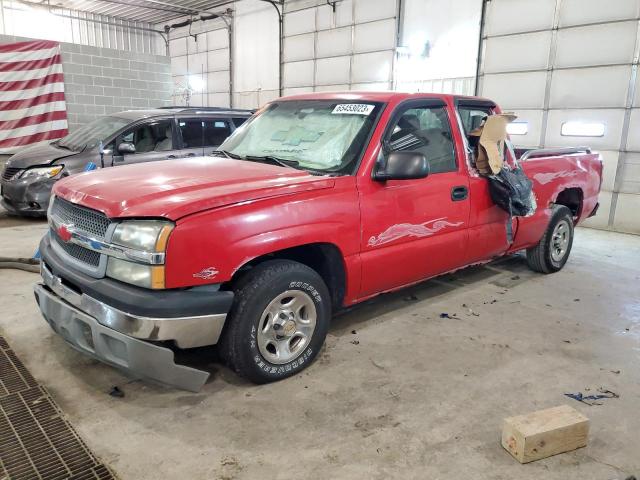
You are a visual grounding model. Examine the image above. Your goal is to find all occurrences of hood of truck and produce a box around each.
[53,156,335,220]
[5,142,79,169]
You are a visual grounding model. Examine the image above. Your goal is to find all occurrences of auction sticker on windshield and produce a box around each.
[332,104,375,115]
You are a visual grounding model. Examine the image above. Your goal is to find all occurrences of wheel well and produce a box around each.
[228,243,346,310]
[554,188,583,219]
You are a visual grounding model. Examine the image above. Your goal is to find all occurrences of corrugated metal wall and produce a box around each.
[478,0,640,234]
[0,0,161,54]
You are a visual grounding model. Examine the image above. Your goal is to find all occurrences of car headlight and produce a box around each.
[20,165,63,179]
[111,220,173,252]
[106,258,166,289]
[106,220,173,289]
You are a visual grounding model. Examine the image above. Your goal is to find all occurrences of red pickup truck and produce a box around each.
[34,92,602,391]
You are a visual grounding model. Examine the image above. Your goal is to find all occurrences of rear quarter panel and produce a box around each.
[510,152,602,251]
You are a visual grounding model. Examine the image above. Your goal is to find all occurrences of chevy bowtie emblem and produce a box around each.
[57,223,73,243]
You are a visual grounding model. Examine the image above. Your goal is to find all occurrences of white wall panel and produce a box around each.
[483,32,551,73]
[169,38,187,57]
[317,0,353,29]
[400,0,481,82]
[207,71,230,92]
[396,76,474,95]
[626,109,640,151]
[283,60,314,87]
[233,91,258,109]
[168,18,231,107]
[316,27,352,58]
[259,89,281,104]
[207,49,229,72]
[559,0,640,27]
[353,18,396,53]
[315,56,351,85]
[187,35,208,55]
[598,150,621,193]
[208,92,230,107]
[621,154,640,194]
[545,109,625,151]
[582,190,611,229]
[353,0,397,23]
[206,29,229,49]
[315,83,350,92]
[283,1,397,92]
[351,51,393,83]
[232,88,278,109]
[482,72,547,109]
[484,0,556,36]
[234,1,279,94]
[555,22,638,68]
[171,55,188,76]
[282,86,314,96]
[507,109,544,148]
[189,93,204,106]
[549,66,631,109]
[284,8,316,36]
[189,52,208,74]
[284,33,315,62]
[613,193,640,234]
[351,82,392,91]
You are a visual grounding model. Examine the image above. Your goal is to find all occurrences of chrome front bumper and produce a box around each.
[34,263,230,391]
[39,263,227,349]
[34,284,209,392]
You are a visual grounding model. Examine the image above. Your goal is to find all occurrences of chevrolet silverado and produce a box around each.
[33,92,602,391]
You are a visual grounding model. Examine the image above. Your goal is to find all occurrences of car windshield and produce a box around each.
[219,100,382,174]
[56,116,129,151]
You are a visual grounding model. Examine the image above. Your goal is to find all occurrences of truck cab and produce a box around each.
[33,92,603,391]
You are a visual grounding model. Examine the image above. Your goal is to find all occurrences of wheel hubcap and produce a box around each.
[551,219,571,262]
[257,290,317,364]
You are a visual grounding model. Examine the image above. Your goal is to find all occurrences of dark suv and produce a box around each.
[1,107,253,217]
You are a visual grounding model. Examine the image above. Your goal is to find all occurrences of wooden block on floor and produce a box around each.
[501,405,589,463]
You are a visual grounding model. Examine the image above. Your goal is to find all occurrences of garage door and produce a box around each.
[282,0,398,95]
[169,21,231,108]
[477,0,640,234]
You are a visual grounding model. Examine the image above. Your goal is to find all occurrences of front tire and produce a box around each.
[526,205,574,273]
[220,260,331,383]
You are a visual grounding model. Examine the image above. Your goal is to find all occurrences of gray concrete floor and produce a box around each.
[1,215,638,479]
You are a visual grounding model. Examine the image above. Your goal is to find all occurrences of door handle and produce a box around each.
[451,186,468,201]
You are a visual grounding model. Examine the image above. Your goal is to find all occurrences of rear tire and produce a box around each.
[220,259,331,384]
[526,205,574,273]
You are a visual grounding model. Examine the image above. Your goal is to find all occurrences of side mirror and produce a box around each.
[118,142,136,155]
[374,151,430,181]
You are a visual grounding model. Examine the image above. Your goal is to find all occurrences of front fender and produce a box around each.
[163,179,360,289]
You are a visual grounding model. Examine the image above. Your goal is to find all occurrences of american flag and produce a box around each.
[0,40,68,154]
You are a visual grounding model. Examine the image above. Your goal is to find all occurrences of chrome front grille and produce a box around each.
[51,229,101,267]
[1,167,21,181]
[49,197,111,274]
[51,197,110,238]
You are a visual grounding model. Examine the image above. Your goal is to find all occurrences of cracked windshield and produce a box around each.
[219,100,381,173]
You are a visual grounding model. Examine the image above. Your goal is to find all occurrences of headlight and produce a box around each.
[106,258,165,289]
[21,165,63,179]
[111,220,173,252]
[106,220,173,289]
